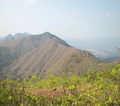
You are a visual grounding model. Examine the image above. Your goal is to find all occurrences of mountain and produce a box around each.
[98,56,116,62]
[6,34,14,41]
[0,32,101,81]
[0,33,30,43]
[14,33,30,39]
[0,32,68,69]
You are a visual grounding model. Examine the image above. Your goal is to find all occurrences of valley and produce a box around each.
[66,36,120,62]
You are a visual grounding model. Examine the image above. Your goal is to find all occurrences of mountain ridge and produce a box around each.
[0,32,101,81]
[0,32,31,43]
[0,32,70,69]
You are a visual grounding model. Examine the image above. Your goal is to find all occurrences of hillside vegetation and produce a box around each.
[0,64,120,106]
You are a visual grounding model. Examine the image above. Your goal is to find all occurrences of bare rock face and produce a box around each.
[0,32,101,81]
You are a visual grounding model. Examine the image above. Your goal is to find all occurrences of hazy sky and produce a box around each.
[0,0,120,40]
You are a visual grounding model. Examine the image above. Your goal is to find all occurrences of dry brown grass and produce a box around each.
[0,33,102,81]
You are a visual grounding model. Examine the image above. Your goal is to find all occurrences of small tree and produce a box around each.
[88,72,97,84]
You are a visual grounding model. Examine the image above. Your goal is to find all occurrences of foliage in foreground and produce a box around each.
[0,64,120,106]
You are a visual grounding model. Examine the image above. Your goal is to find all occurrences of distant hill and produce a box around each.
[6,34,14,41]
[98,56,116,62]
[14,33,30,39]
[0,33,30,43]
[0,32,101,81]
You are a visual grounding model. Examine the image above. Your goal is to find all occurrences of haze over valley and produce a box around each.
[66,36,120,62]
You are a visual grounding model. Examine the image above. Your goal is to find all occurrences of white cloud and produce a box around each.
[24,0,37,5]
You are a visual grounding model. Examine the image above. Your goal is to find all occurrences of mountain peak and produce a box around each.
[14,33,30,39]
[43,32,51,34]
[7,34,13,37]
[6,34,14,41]
[43,32,71,47]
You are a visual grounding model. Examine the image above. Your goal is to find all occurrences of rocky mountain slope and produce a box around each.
[0,32,70,69]
[0,32,101,81]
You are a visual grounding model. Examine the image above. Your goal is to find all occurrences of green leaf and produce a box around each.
[8,96,12,100]
[52,88,57,91]
[20,104,23,106]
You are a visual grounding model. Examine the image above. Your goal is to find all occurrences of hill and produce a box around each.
[98,56,116,62]
[6,34,14,41]
[0,32,101,81]
[0,33,30,43]
[14,33,30,39]
[0,32,70,69]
